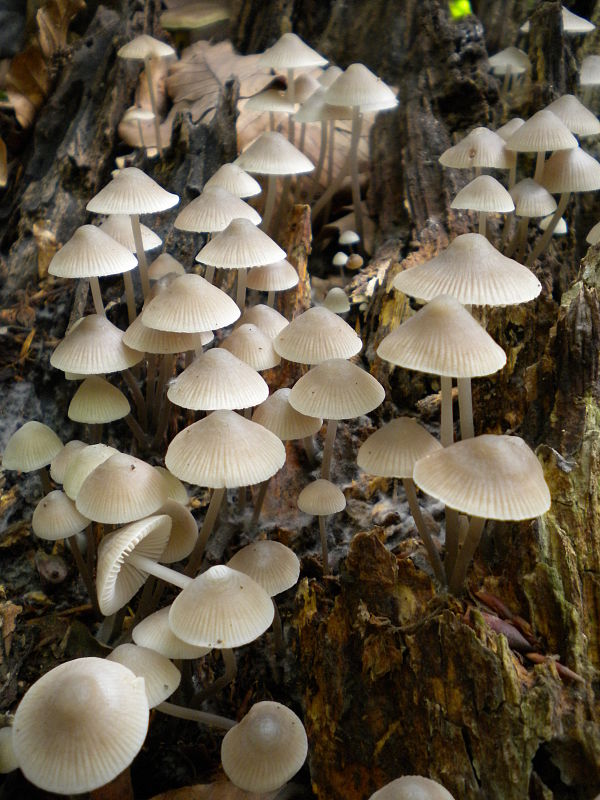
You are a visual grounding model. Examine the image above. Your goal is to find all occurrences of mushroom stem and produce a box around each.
[349,105,364,243]
[448,515,486,594]
[321,418,338,480]
[185,487,226,576]
[143,55,163,158]
[89,276,105,316]
[502,64,512,93]
[457,377,474,439]
[122,271,137,323]
[533,151,546,183]
[124,413,148,449]
[505,216,528,258]
[251,478,270,526]
[509,154,517,189]
[236,267,247,310]
[121,368,147,430]
[286,67,296,144]
[318,515,330,574]
[146,354,157,410]
[402,478,446,585]
[136,119,147,153]
[478,210,487,238]
[526,192,570,267]
[130,214,150,300]
[302,435,317,466]
[440,376,453,447]
[68,535,101,617]
[156,702,235,730]
[261,174,278,233]
[127,553,192,589]
[38,466,52,496]
[272,599,284,655]
[267,289,275,307]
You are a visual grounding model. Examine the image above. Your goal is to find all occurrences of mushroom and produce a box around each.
[369,775,456,800]
[2,420,63,495]
[297,478,346,573]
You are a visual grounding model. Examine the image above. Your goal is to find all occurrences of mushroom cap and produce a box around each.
[289,358,385,420]
[245,88,295,114]
[247,259,299,292]
[32,490,90,541]
[204,163,262,198]
[293,87,353,123]
[541,146,600,194]
[86,167,179,216]
[99,215,162,253]
[451,175,515,213]
[220,323,281,371]
[324,63,397,111]
[141,273,240,332]
[520,6,595,34]
[413,434,551,520]
[377,294,507,378]
[236,304,289,339]
[369,775,456,800]
[539,214,567,235]
[148,252,186,281]
[504,110,577,153]
[545,94,600,137]
[294,72,321,103]
[0,727,18,774]
[258,32,327,70]
[50,315,143,374]
[580,55,600,87]
[252,387,322,441]
[154,466,188,505]
[12,657,149,795]
[132,605,211,659]
[63,443,119,501]
[175,187,261,233]
[169,564,274,648]
[155,499,198,563]
[49,225,138,278]
[165,409,286,488]
[107,644,180,708]
[297,478,346,515]
[50,439,86,484]
[2,421,63,472]
[440,127,515,170]
[221,701,308,793]
[319,65,343,88]
[118,33,176,59]
[332,251,349,266]
[495,118,525,141]
[196,217,286,269]
[123,310,208,354]
[586,220,600,245]
[227,540,300,596]
[509,179,557,218]
[339,229,360,245]
[323,287,350,314]
[68,375,130,424]
[488,46,529,76]
[234,131,314,176]
[357,418,443,479]
[391,233,541,306]
[273,306,362,364]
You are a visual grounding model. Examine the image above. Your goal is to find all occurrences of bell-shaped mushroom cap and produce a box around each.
[205,163,261,198]
[333,251,349,267]
[440,127,515,170]
[86,167,179,216]
[169,564,274,647]
[228,540,300,597]
[324,63,397,111]
[339,229,360,246]
[377,295,507,378]
[294,72,320,103]
[220,323,281,371]
[391,233,541,307]
[63,443,119,500]
[580,55,600,86]
[118,33,176,59]
[76,453,169,524]
[369,775,456,800]
[12,657,149,795]
[246,88,295,114]
[165,409,286,488]
[252,387,322,441]
[32,490,90,541]
[505,110,577,153]
[50,439,86,484]
[221,701,308,793]
[175,187,261,233]
[258,32,327,70]
[50,315,143,374]
[488,46,529,76]
[323,287,350,314]
[141,273,240,332]
[413,434,551,520]
[540,214,567,235]
[236,304,289,339]
[247,259,299,292]
[99,215,162,253]
[148,252,186,281]
[297,478,346,516]
[132,605,211,659]
[293,87,353,123]
[68,376,130,424]
[2,421,63,472]
[319,65,343,88]
[289,358,385,420]
[107,644,180,708]
[274,306,362,364]
[96,515,171,615]
[495,118,525,141]
[154,466,188,505]
[0,727,18,774]
[234,131,314,176]
[155,499,198,563]
[545,94,600,137]
[196,217,286,269]
[168,348,268,411]
[586,220,600,245]
[521,6,595,34]
[357,418,443,479]
[49,225,138,278]
[123,310,207,354]
[451,175,515,213]
[509,179,557,218]
[542,146,600,194]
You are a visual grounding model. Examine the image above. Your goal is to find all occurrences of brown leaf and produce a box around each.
[37,0,86,59]
[6,47,49,109]
[0,600,22,657]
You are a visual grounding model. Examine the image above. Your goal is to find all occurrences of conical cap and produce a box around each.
[509,179,557,218]
[580,55,600,86]
[439,127,515,170]
[68,376,130,423]
[87,168,179,215]
[293,87,353,122]
[258,32,327,70]
[155,499,198,563]
[236,304,288,339]
[234,131,314,176]
[542,146,600,194]
[154,467,188,505]
[297,478,346,515]
[324,63,397,110]
[32,490,90,540]
[289,359,385,419]
[2,421,63,472]
[107,644,180,708]
[323,287,350,314]
[495,118,524,141]
[50,439,86,484]
[220,323,281,370]
[247,259,299,292]
[196,217,286,269]
[49,225,137,278]
[369,776,456,800]
[228,540,300,596]
[488,47,529,76]
[252,387,322,441]
[273,306,362,364]
[123,310,207,354]
[132,605,211,659]
[63,444,118,500]
[205,163,261,198]
[141,273,240,332]
[451,175,514,213]
[357,418,443,479]
[505,110,577,153]
[175,187,261,233]
[148,253,186,281]
[545,94,600,136]
[118,34,175,59]
[50,315,143,374]
[99,215,162,253]
[245,88,295,113]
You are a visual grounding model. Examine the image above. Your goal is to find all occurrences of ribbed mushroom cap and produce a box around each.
[124,305,208,354]
[247,259,299,292]
[228,540,300,596]
[586,220,600,245]
[289,358,385,419]
[168,348,268,411]
[196,217,286,269]
[99,215,162,253]
[545,94,600,137]
[2,421,63,472]
[50,439,86,484]
[175,187,261,233]
[50,315,143,374]
[86,168,179,216]
[107,644,180,708]
[234,131,314,176]
[132,605,211,659]
[319,65,343,88]
[221,701,308,793]
[96,515,171,615]
[252,387,322,441]
[148,253,186,281]
[413,434,551,521]
[391,233,541,306]
[504,110,577,153]
[155,499,198,563]
[245,88,295,113]
[293,87,353,123]
[297,478,346,515]
[154,466,188,505]
[12,657,149,795]
[68,376,130,424]
[32,490,90,541]
[542,146,600,194]
[63,444,118,500]
[323,287,350,313]
[540,214,567,234]
[580,55,600,86]
[205,163,262,198]
[369,775,456,800]
[0,727,18,774]
[169,564,274,648]
[118,34,176,59]
[294,72,321,103]
[324,63,397,110]
[509,179,557,218]
[258,32,327,70]
[357,418,443,479]
[122,106,155,123]
[236,304,289,339]
[439,127,515,170]
[488,46,529,76]
[273,306,362,364]
[141,273,240,332]
[220,324,281,371]
[377,295,507,378]
[165,410,286,488]
[496,118,525,141]
[49,225,138,279]
[520,6,595,34]
[451,175,515,213]
[76,453,169,525]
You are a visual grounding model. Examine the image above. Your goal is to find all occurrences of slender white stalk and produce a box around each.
[457,377,474,439]
[526,192,570,267]
[144,56,163,158]
[130,214,150,299]
[286,67,295,144]
[89,277,104,315]
[321,419,338,480]
[185,487,226,576]
[402,478,446,585]
[157,702,235,729]
[440,376,453,448]
[478,210,487,238]
[122,271,137,323]
[236,267,247,309]
[349,105,364,243]
[128,553,192,589]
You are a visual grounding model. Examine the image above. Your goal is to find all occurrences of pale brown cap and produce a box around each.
[123,310,207,354]
[155,499,198,563]
[99,215,162,253]
[294,72,321,103]
[236,304,289,339]
[323,287,350,314]
[205,163,261,198]
[258,32,327,70]
[147,253,186,281]
[68,375,130,424]
[175,187,261,233]
[545,94,600,137]
[495,118,525,142]
[245,88,295,114]
[107,644,180,708]
[488,47,529,76]
[440,127,515,170]
[509,179,557,218]
[50,439,86,484]
[297,478,346,515]
[49,225,137,278]
[542,146,600,194]
[228,540,300,596]
[132,605,211,659]
[220,323,281,371]
[247,259,299,292]
[141,273,240,332]
[413,434,551,520]
[324,63,397,110]
[2,421,63,472]
[196,217,286,269]
[234,131,314,176]
[118,34,175,59]
[63,444,118,500]
[369,776,456,800]
[154,466,188,505]
[252,387,322,441]
[50,315,143,374]
[87,167,179,216]
[32,490,90,541]
[273,306,362,364]
[357,418,442,479]
[451,175,514,213]
[505,110,577,153]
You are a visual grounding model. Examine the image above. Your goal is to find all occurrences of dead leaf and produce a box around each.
[33,220,59,279]
[0,600,22,657]
[160,2,231,32]
[37,0,86,59]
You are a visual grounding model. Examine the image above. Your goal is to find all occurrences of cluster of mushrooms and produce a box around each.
[6,7,594,796]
